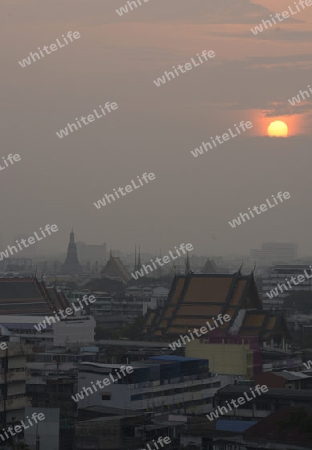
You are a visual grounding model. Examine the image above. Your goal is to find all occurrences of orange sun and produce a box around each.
[267,120,288,137]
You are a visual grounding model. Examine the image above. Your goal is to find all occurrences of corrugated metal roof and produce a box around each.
[216,419,258,432]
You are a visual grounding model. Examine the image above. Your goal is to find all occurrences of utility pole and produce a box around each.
[35,422,40,450]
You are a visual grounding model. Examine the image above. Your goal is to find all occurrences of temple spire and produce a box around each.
[137,246,142,270]
[185,251,191,275]
[63,229,82,274]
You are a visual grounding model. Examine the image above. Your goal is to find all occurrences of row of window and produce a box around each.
[131,381,220,401]
[135,397,212,413]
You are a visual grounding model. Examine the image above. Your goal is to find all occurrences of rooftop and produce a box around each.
[218,385,312,399]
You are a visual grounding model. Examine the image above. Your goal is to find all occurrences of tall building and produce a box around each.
[63,229,82,274]
[262,264,312,305]
[134,245,142,272]
[76,241,106,264]
[250,242,298,263]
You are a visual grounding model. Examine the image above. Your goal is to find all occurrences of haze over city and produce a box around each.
[1,0,312,255]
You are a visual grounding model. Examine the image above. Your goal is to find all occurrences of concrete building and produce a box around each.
[0,342,32,427]
[186,336,262,378]
[75,413,150,450]
[89,287,169,319]
[254,370,312,390]
[75,413,185,450]
[76,356,232,415]
[0,315,96,347]
[53,316,96,346]
[1,257,33,273]
[214,385,312,420]
[262,264,312,307]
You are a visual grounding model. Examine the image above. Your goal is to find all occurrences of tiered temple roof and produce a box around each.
[0,277,68,315]
[144,271,289,342]
[101,253,131,284]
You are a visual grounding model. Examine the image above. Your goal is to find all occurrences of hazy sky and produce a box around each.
[1,0,312,257]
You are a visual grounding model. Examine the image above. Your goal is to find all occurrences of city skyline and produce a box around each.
[1,0,312,255]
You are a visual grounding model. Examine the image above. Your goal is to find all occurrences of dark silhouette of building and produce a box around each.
[63,229,82,274]
[101,251,131,284]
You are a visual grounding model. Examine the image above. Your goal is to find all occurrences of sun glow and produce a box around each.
[267,120,288,137]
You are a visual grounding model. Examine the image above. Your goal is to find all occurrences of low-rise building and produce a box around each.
[214,385,312,420]
[0,315,96,347]
[76,356,232,415]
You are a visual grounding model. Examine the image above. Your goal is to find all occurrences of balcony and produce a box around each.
[0,370,29,383]
[0,396,31,412]
[0,345,32,357]
[7,371,29,382]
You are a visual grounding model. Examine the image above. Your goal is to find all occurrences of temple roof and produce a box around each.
[0,277,68,315]
[201,258,219,274]
[101,255,131,284]
[144,272,289,342]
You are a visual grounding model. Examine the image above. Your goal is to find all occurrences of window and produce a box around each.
[101,393,111,401]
